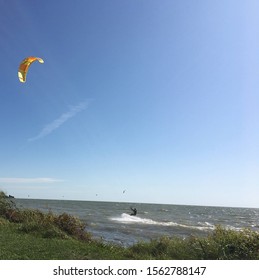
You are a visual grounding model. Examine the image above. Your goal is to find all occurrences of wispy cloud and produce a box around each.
[0,178,63,184]
[28,101,88,142]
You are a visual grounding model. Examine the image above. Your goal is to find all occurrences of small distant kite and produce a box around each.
[18,56,44,83]
[123,189,126,194]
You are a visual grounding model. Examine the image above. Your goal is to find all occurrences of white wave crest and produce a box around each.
[110,213,216,231]
[110,213,176,226]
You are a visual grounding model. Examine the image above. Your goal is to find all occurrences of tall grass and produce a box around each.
[126,226,259,260]
[0,191,91,240]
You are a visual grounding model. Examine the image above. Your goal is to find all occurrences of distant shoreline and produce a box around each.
[14,197,259,210]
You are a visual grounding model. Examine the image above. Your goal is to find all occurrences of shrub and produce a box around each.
[54,213,91,241]
[126,226,259,260]
[206,225,259,259]
[0,191,91,241]
[0,191,16,215]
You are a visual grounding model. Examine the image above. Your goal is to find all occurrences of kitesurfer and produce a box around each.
[130,207,137,216]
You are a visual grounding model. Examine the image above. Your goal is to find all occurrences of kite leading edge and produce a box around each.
[18,56,44,83]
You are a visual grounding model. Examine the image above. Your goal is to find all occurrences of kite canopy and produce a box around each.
[18,56,44,83]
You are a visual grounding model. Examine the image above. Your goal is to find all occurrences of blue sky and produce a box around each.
[0,0,259,207]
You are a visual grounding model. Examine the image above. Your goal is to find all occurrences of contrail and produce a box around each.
[28,101,88,142]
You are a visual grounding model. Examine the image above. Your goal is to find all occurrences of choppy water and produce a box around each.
[16,199,259,247]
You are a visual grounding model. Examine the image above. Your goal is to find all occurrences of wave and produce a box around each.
[159,208,170,212]
[110,213,177,226]
[109,213,215,231]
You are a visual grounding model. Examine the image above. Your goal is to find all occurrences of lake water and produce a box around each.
[16,199,259,247]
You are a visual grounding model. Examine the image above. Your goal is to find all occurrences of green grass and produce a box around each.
[1,191,259,260]
[0,222,125,259]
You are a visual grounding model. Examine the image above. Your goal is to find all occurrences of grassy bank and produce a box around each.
[1,191,259,260]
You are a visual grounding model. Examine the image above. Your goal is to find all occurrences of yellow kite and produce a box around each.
[18,56,44,83]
